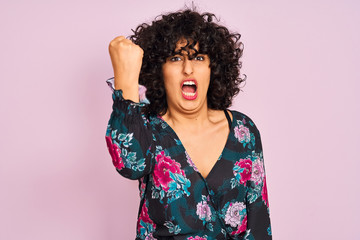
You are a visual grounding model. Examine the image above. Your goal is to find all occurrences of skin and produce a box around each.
[161,39,233,179]
[109,36,233,179]
[109,36,143,102]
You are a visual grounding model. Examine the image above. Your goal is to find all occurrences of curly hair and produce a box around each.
[129,9,246,117]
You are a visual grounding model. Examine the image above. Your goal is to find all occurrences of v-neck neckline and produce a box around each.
[156,110,235,181]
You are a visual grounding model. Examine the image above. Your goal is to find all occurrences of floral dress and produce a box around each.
[105,78,272,239]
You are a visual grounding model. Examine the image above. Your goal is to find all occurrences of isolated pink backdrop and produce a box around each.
[1,0,359,239]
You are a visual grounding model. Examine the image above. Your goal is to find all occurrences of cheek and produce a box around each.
[162,69,171,89]
[162,66,175,83]
[201,68,211,86]
[201,72,211,94]
[163,75,175,90]
[163,69,180,88]
[162,76,176,96]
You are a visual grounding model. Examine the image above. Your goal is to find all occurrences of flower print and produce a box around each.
[144,233,156,240]
[251,157,265,185]
[137,200,156,238]
[164,220,181,234]
[262,176,269,207]
[196,199,212,222]
[267,224,272,236]
[186,151,199,172]
[231,215,247,235]
[234,124,250,144]
[224,202,246,228]
[187,236,208,240]
[105,136,124,170]
[139,179,147,199]
[138,201,155,227]
[153,151,185,191]
[233,158,252,185]
[151,148,191,204]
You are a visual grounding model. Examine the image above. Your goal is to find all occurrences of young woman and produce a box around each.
[105,9,272,240]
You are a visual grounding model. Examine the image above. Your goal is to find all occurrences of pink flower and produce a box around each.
[105,136,124,170]
[234,125,250,143]
[233,158,252,185]
[196,200,212,221]
[139,180,146,198]
[231,215,247,235]
[262,176,269,207]
[187,236,207,240]
[153,151,185,191]
[224,202,246,227]
[251,157,264,185]
[137,200,156,234]
[186,152,199,172]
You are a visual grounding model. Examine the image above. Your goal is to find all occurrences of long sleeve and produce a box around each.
[245,126,272,239]
[105,86,155,180]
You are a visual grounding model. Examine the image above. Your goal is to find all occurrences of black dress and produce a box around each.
[105,80,272,239]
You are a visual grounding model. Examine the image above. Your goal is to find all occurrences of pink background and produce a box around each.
[1,0,359,239]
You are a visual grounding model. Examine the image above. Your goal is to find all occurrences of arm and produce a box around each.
[105,87,155,180]
[245,126,272,239]
[105,36,154,180]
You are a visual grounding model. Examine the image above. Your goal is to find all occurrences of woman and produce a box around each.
[105,9,272,240]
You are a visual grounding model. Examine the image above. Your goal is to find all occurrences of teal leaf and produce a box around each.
[160,190,165,199]
[169,171,176,181]
[111,130,117,139]
[139,220,147,228]
[168,181,178,192]
[151,190,159,199]
[164,221,174,228]
[122,148,128,157]
[174,225,181,234]
[118,133,126,142]
[176,174,186,184]
[207,223,214,231]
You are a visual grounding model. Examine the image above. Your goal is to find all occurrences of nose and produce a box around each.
[183,57,193,76]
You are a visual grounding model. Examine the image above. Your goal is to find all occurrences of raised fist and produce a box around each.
[108,36,143,100]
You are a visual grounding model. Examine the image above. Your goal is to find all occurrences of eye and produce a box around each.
[194,55,205,61]
[169,56,182,62]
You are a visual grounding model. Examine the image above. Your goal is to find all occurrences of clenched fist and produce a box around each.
[108,36,143,102]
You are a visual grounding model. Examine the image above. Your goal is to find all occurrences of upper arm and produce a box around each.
[105,87,155,180]
[241,114,272,239]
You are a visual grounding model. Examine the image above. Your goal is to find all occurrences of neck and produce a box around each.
[162,105,214,132]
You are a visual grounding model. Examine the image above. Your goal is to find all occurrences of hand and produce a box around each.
[108,36,144,90]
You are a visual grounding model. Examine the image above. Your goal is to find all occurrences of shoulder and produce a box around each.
[230,109,262,136]
[230,109,264,150]
[230,109,258,126]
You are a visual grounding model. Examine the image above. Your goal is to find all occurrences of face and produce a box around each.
[162,39,211,113]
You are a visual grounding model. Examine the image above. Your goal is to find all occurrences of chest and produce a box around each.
[176,122,230,179]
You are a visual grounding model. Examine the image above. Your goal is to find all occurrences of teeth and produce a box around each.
[182,91,196,96]
[183,80,196,86]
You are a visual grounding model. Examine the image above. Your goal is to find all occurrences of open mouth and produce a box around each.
[181,80,197,99]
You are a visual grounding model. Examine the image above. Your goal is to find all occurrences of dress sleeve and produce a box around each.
[105,81,155,180]
[245,126,272,239]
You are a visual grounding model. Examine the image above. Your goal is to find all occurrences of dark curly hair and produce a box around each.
[129,8,246,117]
